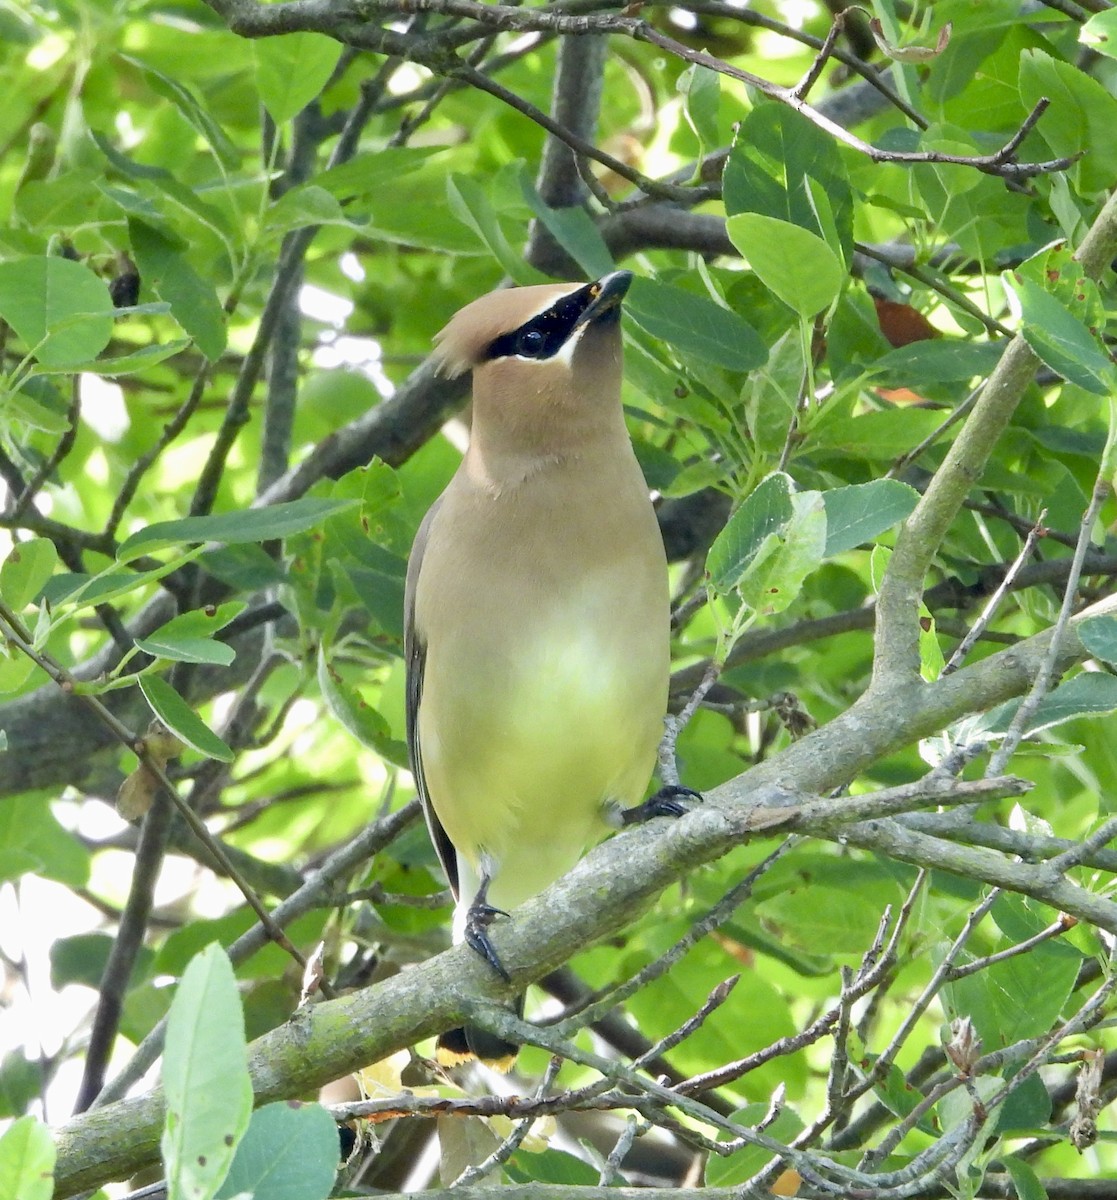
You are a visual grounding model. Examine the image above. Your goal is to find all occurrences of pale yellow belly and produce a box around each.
[419,607,666,912]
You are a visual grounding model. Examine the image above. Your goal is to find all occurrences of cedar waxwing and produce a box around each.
[405,271,681,1063]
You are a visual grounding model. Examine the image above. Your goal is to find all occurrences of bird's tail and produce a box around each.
[436,995,523,1072]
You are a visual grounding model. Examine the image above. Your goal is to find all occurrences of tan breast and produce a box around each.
[413,444,669,895]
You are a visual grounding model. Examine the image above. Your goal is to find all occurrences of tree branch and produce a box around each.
[50,593,1117,1194]
[873,184,1117,688]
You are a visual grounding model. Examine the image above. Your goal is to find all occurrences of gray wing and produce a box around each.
[404,496,460,899]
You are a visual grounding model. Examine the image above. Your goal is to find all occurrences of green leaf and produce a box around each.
[0,1115,55,1200]
[1078,614,1117,666]
[1024,673,1117,734]
[265,184,353,235]
[804,175,847,268]
[1081,11,1117,59]
[47,551,204,613]
[134,601,245,666]
[519,172,613,279]
[1002,1154,1049,1200]
[2,388,71,434]
[758,884,887,955]
[341,563,406,642]
[1012,242,1105,329]
[117,498,358,562]
[254,33,343,124]
[944,938,1079,1047]
[1002,272,1114,395]
[706,472,793,594]
[626,277,767,372]
[215,1102,338,1200]
[723,104,853,258]
[94,137,234,242]
[919,605,946,682]
[162,944,253,1200]
[315,148,442,200]
[705,1104,805,1186]
[872,1058,925,1122]
[317,647,409,766]
[0,256,113,367]
[0,538,58,611]
[446,175,542,285]
[997,1070,1053,1135]
[1019,49,1117,194]
[144,601,246,642]
[30,338,189,377]
[979,673,1117,740]
[51,931,153,990]
[200,544,287,592]
[364,185,482,253]
[134,635,235,667]
[867,340,1004,387]
[678,62,720,162]
[129,219,227,362]
[504,1148,598,1185]
[822,480,919,556]
[0,649,37,695]
[0,1051,41,1121]
[139,676,233,762]
[726,213,845,318]
[812,408,958,459]
[992,893,1061,943]
[129,58,240,170]
[736,489,827,616]
[0,794,89,887]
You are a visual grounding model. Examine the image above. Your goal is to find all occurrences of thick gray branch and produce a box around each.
[534,35,607,209]
[873,186,1117,687]
[50,595,1117,1194]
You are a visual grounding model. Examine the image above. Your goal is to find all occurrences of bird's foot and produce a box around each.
[621,784,703,826]
[464,888,511,982]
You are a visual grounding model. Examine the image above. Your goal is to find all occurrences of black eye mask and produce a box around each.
[485,281,613,362]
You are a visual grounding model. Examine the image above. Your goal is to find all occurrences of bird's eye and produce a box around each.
[516,329,546,358]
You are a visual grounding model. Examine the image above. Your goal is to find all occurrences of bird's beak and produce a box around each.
[573,270,634,329]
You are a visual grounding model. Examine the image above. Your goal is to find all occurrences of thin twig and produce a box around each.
[105,369,210,538]
[942,510,1048,675]
[856,888,1000,1165]
[658,656,720,786]
[445,58,714,205]
[987,477,1110,774]
[0,598,319,979]
[548,840,793,1039]
[599,1113,644,1186]
[899,811,1117,875]
[1040,814,1117,882]
[857,243,1015,341]
[94,795,418,1107]
[72,792,176,1114]
[678,894,905,1097]
[946,915,1073,981]
[634,975,739,1069]
[450,1056,563,1187]
[790,4,847,102]
[10,374,81,520]
[887,387,983,480]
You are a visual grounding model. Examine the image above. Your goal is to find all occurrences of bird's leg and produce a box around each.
[464,874,512,982]
[620,784,703,825]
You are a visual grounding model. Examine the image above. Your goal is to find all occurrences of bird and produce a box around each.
[404,270,681,1064]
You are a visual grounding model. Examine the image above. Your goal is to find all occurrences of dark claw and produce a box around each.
[464,898,511,982]
[622,784,703,826]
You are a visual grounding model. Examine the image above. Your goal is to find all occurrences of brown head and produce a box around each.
[433,272,633,463]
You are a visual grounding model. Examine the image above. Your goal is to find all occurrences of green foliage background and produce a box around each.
[0,0,1116,1196]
